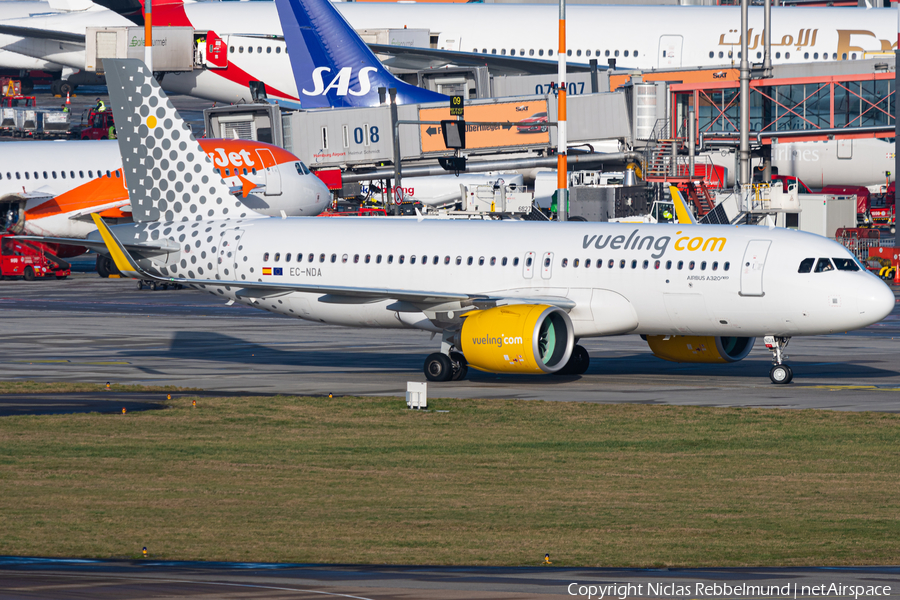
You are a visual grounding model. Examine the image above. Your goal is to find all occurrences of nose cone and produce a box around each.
[859,277,896,325]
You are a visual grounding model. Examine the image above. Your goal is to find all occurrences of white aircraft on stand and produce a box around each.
[1,0,899,102]
[0,138,330,275]
[28,58,895,386]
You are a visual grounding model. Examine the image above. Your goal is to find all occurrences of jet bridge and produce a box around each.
[203,92,633,171]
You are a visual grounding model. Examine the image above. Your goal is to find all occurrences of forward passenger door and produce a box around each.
[739,240,771,297]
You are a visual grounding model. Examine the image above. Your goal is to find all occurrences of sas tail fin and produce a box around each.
[104,59,251,223]
[274,0,448,108]
[669,185,698,225]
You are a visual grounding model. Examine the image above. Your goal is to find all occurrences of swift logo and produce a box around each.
[302,67,379,97]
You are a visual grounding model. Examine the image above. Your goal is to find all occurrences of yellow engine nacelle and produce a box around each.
[460,305,574,374]
[646,335,755,363]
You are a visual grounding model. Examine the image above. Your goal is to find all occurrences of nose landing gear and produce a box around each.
[764,336,793,384]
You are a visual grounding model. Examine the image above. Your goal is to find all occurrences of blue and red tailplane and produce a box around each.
[274,0,448,108]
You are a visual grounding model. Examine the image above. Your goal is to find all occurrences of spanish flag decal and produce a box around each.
[262,267,272,275]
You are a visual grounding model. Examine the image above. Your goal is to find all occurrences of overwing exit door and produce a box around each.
[217,228,244,279]
[740,240,771,297]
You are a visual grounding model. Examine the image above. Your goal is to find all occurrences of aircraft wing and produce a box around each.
[0,24,85,45]
[367,44,596,76]
[14,234,169,255]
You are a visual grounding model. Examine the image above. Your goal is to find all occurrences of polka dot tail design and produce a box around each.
[103,59,250,225]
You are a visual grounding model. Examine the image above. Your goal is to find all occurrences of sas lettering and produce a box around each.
[302,66,378,97]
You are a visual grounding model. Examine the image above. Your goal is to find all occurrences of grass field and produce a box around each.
[0,381,197,393]
[0,393,898,567]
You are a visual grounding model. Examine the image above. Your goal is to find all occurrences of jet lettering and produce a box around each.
[302,66,379,97]
[208,148,256,168]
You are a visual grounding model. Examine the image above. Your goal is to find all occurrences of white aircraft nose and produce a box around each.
[859,277,896,324]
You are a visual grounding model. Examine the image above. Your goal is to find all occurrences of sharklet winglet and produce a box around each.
[90,213,161,281]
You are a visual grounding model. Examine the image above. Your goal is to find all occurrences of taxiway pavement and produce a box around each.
[1,558,898,600]
[1,276,898,411]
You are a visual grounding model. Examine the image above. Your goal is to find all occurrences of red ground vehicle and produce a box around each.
[822,185,871,225]
[78,108,116,140]
[869,182,895,233]
[319,201,387,217]
[0,234,70,280]
[0,95,36,108]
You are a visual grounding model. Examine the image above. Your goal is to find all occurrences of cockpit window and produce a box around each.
[295,162,311,175]
[798,258,815,273]
[814,258,835,273]
[832,258,860,272]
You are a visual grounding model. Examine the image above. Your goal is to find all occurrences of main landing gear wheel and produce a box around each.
[769,364,793,384]
[450,351,468,381]
[424,352,454,382]
[554,345,590,376]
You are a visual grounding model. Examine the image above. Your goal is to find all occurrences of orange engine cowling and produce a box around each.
[460,305,574,374]
[646,335,755,363]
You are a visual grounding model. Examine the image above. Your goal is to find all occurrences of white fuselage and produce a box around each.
[1,3,899,102]
[0,140,330,238]
[110,217,895,339]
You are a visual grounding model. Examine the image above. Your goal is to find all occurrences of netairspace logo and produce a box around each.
[566,582,893,600]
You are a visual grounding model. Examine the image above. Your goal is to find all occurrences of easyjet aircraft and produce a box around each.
[1,138,330,271]
[31,59,896,386]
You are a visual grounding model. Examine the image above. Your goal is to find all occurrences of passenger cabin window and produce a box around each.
[285,253,292,262]
[263,253,269,262]
[798,258,815,273]
[274,253,280,262]
[814,258,834,273]
[513,257,519,266]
